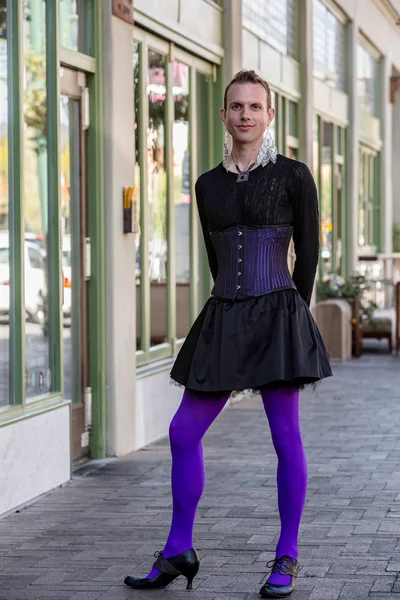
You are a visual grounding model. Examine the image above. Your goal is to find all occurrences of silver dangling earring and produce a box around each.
[223,130,230,171]
[257,129,278,167]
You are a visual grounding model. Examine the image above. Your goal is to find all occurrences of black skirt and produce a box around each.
[170,289,332,393]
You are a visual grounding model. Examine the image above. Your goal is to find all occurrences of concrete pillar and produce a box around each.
[299,0,313,168]
[103,0,137,456]
[223,0,242,85]
[346,18,359,276]
[381,56,393,254]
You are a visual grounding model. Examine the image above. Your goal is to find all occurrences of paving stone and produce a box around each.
[308,579,344,599]
[1,354,400,599]
[370,576,396,592]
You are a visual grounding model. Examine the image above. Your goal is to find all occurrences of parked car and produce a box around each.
[0,233,47,324]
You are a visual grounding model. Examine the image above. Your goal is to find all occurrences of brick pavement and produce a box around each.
[1,353,400,600]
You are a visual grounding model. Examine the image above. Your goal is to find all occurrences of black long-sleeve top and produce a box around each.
[196,154,320,306]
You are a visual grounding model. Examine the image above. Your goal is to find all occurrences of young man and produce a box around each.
[125,70,332,598]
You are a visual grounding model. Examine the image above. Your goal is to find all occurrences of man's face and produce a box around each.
[220,82,275,145]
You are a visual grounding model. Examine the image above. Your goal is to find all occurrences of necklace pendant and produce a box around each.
[236,172,249,183]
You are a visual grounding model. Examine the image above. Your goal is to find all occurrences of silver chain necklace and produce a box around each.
[231,155,256,183]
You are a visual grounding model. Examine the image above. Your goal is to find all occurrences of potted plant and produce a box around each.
[316,274,378,357]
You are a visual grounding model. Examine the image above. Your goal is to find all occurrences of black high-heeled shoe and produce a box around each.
[259,555,299,598]
[124,548,200,590]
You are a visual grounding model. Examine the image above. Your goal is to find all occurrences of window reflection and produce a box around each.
[313,0,345,91]
[312,115,319,181]
[242,0,297,59]
[60,0,79,51]
[0,0,9,406]
[357,45,379,116]
[147,50,168,346]
[23,0,51,397]
[60,95,74,402]
[133,42,142,349]
[320,122,333,275]
[173,61,191,339]
[335,161,343,273]
[358,148,377,248]
[288,101,298,138]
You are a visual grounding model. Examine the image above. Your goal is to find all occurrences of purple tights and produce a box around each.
[147,387,308,586]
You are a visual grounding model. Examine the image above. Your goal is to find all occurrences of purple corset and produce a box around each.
[210,224,296,300]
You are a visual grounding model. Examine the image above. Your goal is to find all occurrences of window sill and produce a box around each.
[0,396,71,428]
[136,355,176,380]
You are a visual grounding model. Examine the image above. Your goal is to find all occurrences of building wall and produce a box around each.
[338,0,400,72]
[135,370,181,449]
[133,0,223,62]
[238,0,399,274]
[103,4,137,457]
[2,0,399,519]
[102,0,225,457]
[0,405,70,515]
[117,0,400,460]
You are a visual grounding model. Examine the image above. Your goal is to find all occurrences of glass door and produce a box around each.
[60,67,89,464]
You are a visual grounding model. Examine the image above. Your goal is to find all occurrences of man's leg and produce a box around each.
[147,388,231,578]
[260,386,308,586]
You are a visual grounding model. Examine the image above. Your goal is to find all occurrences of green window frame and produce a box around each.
[58,0,106,457]
[358,145,380,253]
[269,90,300,272]
[313,115,347,278]
[1,0,106,461]
[134,28,217,368]
[0,0,62,420]
[270,90,300,159]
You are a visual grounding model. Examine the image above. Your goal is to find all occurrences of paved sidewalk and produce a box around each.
[1,354,400,600]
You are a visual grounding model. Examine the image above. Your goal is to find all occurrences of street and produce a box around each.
[0,350,400,600]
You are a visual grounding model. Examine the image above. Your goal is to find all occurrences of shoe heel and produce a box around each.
[183,564,199,590]
[186,577,193,590]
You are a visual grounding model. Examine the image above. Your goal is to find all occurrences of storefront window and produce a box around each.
[147,49,167,346]
[357,44,379,116]
[269,89,277,148]
[23,0,51,397]
[0,0,9,406]
[313,0,346,91]
[173,61,191,339]
[134,31,213,363]
[242,0,297,59]
[133,42,142,350]
[320,122,333,275]
[288,101,298,138]
[312,115,319,182]
[359,147,378,249]
[60,0,79,50]
[59,0,93,55]
[59,94,75,403]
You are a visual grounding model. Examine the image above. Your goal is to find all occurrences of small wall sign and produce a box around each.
[112,0,134,25]
[123,186,138,233]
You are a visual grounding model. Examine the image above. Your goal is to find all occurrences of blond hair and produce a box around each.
[224,70,272,110]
